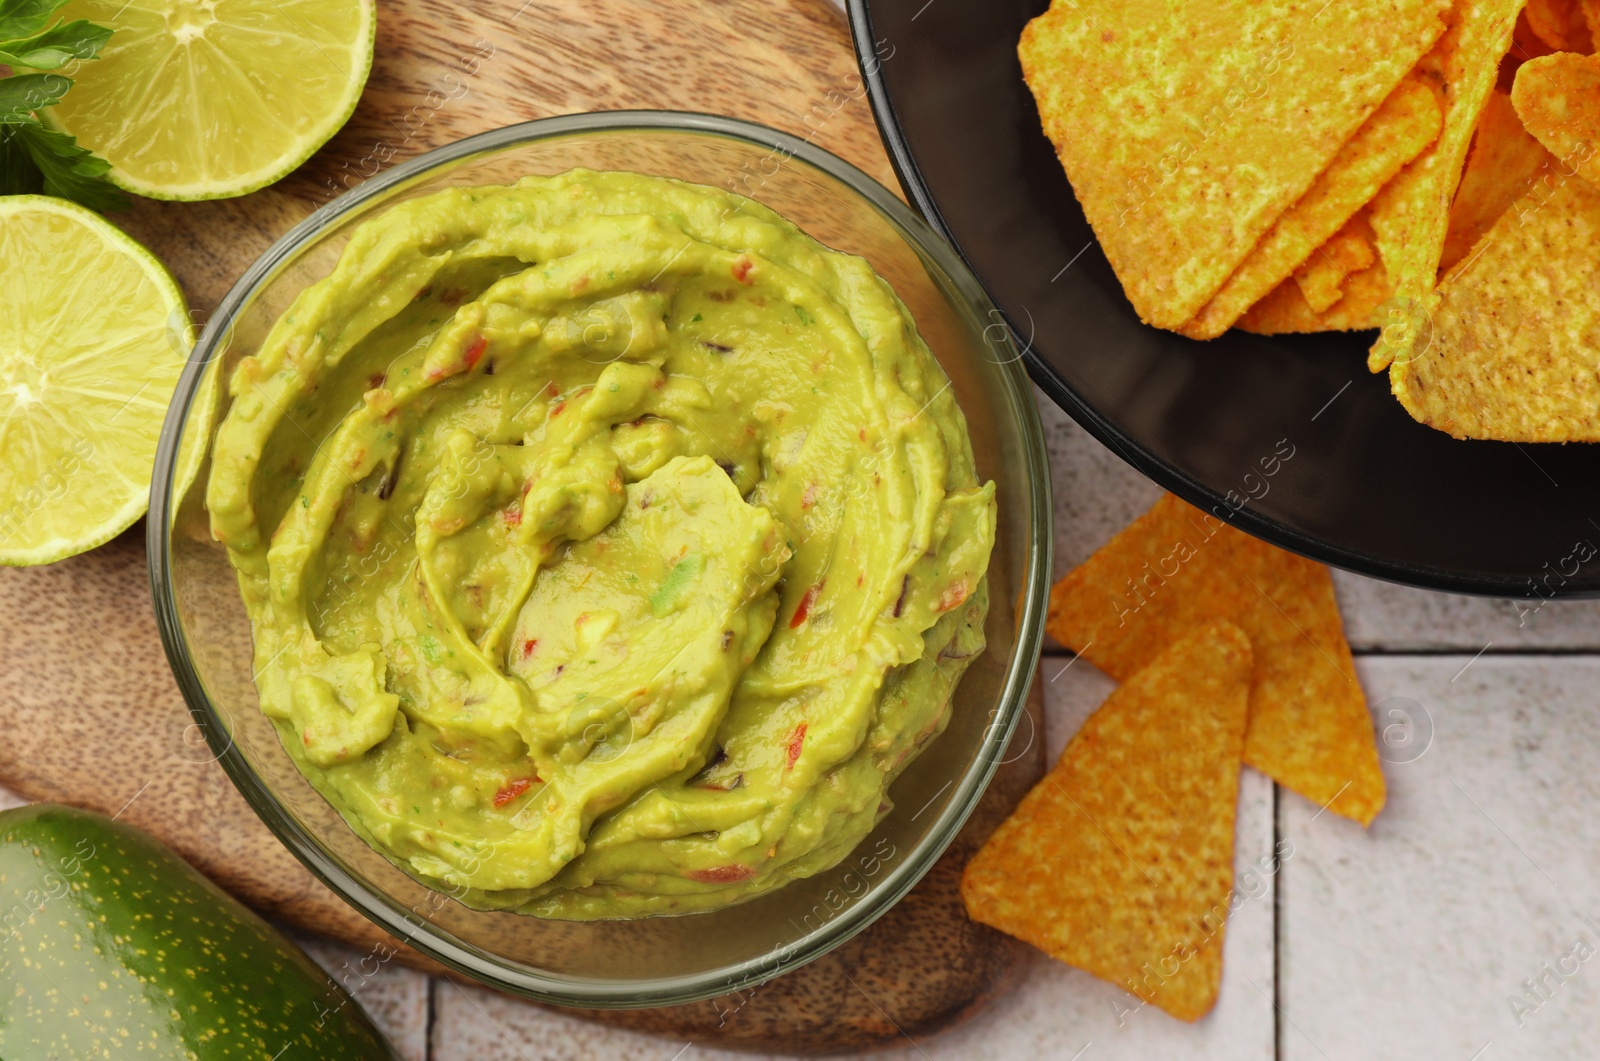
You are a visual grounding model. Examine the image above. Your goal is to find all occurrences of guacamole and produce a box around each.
[207,170,996,919]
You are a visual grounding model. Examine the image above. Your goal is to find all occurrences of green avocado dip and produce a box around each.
[207,170,997,919]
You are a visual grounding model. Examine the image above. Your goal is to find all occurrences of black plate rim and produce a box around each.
[845,0,1588,601]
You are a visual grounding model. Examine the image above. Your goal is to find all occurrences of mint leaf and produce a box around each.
[0,0,67,43]
[10,120,125,210]
[0,20,110,68]
[0,71,69,118]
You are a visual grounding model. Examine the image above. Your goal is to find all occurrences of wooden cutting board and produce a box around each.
[0,0,1046,1053]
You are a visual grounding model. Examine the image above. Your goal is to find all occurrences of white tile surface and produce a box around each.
[429,662,1279,1061]
[1280,656,1600,1061]
[1037,393,1600,651]
[1327,575,1600,652]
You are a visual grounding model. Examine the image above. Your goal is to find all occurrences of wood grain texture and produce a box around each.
[0,1,1041,1052]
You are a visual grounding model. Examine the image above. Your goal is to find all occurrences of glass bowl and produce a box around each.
[147,111,1050,1008]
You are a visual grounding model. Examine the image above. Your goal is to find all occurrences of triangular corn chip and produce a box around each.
[1503,11,1560,92]
[1368,0,1522,372]
[961,620,1252,1022]
[1389,170,1600,440]
[1242,83,1551,334]
[1525,0,1593,51]
[1018,0,1449,329]
[1240,255,1395,333]
[1181,76,1441,339]
[1239,214,1396,334]
[1047,494,1384,825]
[1294,215,1379,313]
[1441,87,1558,271]
[1511,51,1600,187]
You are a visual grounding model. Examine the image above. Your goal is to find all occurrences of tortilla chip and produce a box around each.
[1390,171,1600,440]
[1260,81,1535,333]
[961,621,1251,1022]
[1367,0,1523,372]
[1512,52,1600,187]
[1240,256,1395,333]
[1240,209,1394,332]
[1018,0,1450,329]
[1500,12,1560,92]
[1181,76,1442,339]
[1293,217,1378,313]
[1586,0,1600,47]
[1046,494,1384,825]
[1525,0,1593,51]
[1441,88,1559,271]
[1242,259,1396,332]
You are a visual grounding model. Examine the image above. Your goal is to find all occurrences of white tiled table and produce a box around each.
[10,394,1600,1060]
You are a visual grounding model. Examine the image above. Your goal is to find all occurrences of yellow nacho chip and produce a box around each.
[1046,494,1384,826]
[961,620,1252,1023]
[1245,90,1525,336]
[1512,7,1562,75]
[1017,0,1450,329]
[1239,209,1393,333]
[1368,0,1522,372]
[1293,217,1378,313]
[1240,255,1395,333]
[1525,0,1593,52]
[1440,87,1558,271]
[1181,76,1442,339]
[1389,171,1600,440]
[1241,257,1396,333]
[1512,51,1600,187]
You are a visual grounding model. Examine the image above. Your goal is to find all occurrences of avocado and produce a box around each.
[0,803,397,1059]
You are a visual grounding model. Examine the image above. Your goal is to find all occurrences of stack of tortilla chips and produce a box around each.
[1021,0,1600,441]
[962,495,1381,1021]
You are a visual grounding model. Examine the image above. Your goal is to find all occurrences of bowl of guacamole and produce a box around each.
[150,112,1050,1006]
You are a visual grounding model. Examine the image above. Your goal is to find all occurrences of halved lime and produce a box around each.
[0,196,192,565]
[44,0,377,200]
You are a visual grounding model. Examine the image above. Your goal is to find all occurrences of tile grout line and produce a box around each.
[1273,781,1285,1061]
[424,977,437,1061]
[1346,646,1600,658]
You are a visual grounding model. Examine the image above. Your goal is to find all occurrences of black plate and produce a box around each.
[848,0,1600,598]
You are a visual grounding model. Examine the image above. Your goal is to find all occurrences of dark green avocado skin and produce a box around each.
[0,803,397,1060]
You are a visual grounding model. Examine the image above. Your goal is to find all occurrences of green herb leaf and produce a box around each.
[9,120,126,210]
[0,0,68,44]
[0,71,69,118]
[0,123,42,193]
[0,19,110,69]
[0,0,124,212]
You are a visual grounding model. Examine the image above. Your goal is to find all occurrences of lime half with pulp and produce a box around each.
[0,196,193,565]
[45,0,377,200]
